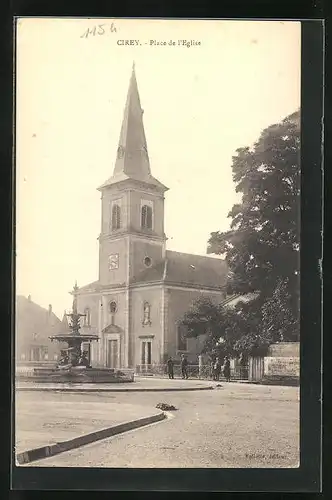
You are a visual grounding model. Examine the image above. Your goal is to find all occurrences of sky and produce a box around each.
[15,18,301,318]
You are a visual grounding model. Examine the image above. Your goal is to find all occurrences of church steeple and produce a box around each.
[98,63,167,192]
[114,61,150,178]
[97,63,168,288]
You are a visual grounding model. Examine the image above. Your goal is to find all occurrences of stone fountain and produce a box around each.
[49,283,99,369]
[17,283,134,384]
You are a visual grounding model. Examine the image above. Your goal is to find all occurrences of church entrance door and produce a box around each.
[141,340,152,372]
[107,339,119,369]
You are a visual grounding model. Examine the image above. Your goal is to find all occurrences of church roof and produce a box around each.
[76,252,227,292]
[132,250,228,289]
[73,281,99,293]
[98,63,168,193]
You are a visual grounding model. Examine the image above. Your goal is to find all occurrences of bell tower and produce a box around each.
[97,63,168,286]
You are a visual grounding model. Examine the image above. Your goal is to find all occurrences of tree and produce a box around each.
[182,111,300,355]
[182,296,268,358]
[208,110,300,304]
[261,277,299,342]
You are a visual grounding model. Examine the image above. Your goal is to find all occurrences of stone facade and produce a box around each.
[75,64,227,369]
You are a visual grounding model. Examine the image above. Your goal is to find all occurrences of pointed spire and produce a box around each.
[98,64,168,192]
[112,63,151,180]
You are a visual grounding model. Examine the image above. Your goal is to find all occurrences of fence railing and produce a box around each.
[16,366,36,377]
[16,363,249,381]
[135,364,249,380]
[16,360,57,367]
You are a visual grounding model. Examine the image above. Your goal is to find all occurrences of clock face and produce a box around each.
[109,254,119,270]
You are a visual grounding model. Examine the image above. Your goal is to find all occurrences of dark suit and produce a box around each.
[167,359,174,379]
[181,358,188,379]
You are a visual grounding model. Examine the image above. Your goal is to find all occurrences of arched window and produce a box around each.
[141,204,153,229]
[84,307,91,326]
[111,204,121,230]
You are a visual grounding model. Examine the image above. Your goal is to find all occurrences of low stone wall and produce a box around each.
[264,356,300,377]
[249,342,300,385]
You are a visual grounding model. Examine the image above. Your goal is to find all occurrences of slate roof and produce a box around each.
[74,281,99,293]
[77,252,227,292]
[132,250,227,289]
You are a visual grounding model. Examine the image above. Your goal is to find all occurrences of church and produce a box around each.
[75,64,228,370]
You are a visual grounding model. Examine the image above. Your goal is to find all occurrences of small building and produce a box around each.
[75,65,228,370]
[16,295,67,364]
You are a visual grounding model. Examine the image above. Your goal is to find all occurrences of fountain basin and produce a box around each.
[16,365,135,383]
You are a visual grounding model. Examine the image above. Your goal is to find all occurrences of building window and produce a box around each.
[177,324,188,351]
[111,204,121,230]
[141,204,153,229]
[31,347,41,361]
[144,256,152,267]
[142,302,151,326]
[41,347,48,360]
[32,346,48,361]
[83,307,91,326]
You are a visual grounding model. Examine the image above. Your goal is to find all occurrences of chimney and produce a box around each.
[48,304,52,315]
[28,295,31,302]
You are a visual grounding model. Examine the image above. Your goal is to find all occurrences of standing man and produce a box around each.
[214,357,222,381]
[181,354,189,379]
[223,356,231,382]
[167,356,174,379]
